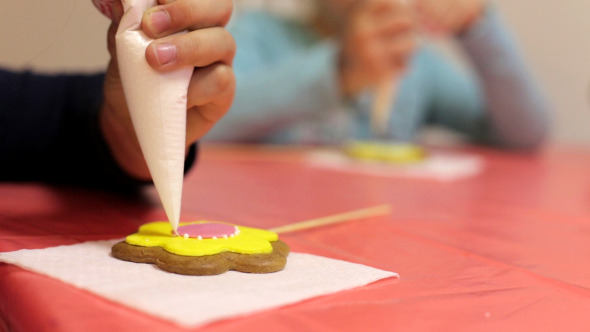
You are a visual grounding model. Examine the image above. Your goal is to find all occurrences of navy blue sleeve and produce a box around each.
[0,69,197,191]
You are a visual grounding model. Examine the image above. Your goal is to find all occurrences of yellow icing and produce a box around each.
[125,221,278,256]
[344,141,426,163]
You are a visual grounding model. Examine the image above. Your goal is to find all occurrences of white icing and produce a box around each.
[115,0,192,233]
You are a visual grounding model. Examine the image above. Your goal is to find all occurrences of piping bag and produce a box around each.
[113,0,193,233]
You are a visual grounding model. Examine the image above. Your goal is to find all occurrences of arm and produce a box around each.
[205,14,344,142]
[0,69,195,190]
[206,6,416,143]
[426,7,551,149]
[206,43,344,142]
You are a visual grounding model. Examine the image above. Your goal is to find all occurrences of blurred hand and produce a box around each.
[100,0,235,180]
[338,0,416,97]
[414,0,485,35]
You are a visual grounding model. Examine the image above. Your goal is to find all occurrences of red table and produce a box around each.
[2,144,590,331]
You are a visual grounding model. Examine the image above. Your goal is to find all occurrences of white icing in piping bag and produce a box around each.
[116,0,193,233]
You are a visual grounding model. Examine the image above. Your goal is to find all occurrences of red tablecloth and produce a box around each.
[2,144,590,331]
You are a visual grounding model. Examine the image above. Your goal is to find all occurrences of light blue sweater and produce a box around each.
[207,8,550,149]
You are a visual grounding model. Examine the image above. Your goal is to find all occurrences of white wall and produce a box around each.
[0,1,110,72]
[1,0,589,144]
[493,0,590,145]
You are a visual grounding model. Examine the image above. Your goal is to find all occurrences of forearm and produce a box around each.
[0,69,197,189]
[0,70,123,186]
[459,7,551,149]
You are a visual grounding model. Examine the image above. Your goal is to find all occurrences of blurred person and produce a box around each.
[207,0,550,150]
[0,0,235,189]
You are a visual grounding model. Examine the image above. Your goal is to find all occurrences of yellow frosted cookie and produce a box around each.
[344,141,426,163]
[112,221,289,275]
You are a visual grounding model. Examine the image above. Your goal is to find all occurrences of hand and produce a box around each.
[100,0,235,180]
[338,0,416,97]
[414,0,485,35]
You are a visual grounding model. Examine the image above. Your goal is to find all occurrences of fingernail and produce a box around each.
[148,10,170,35]
[153,44,177,66]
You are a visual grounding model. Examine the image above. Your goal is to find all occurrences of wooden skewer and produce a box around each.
[269,204,392,234]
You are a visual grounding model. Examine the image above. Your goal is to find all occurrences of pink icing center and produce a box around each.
[176,223,238,239]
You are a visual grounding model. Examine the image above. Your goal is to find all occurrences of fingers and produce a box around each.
[414,0,484,35]
[366,35,414,79]
[145,27,235,70]
[185,64,235,144]
[378,14,416,61]
[339,0,417,95]
[142,0,233,39]
[187,63,235,108]
[132,0,235,144]
[111,0,124,24]
[352,3,416,70]
[352,0,415,40]
[106,1,124,75]
[142,0,235,71]
[375,16,415,40]
[107,0,123,57]
[385,36,416,71]
[357,0,413,21]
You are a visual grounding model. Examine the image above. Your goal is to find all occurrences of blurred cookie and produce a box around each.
[112,221,289,275]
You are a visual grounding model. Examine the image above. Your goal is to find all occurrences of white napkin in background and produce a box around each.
[0,240,397,328]
[306,150,484,182]
[116,0,192,232]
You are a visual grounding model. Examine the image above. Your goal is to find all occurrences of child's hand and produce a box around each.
[338,0,416,97]
[414,0,485,36]
[100,0,235,180]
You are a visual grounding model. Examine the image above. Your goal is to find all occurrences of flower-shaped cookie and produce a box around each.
[345,141,426,163]
[112,221,289,275]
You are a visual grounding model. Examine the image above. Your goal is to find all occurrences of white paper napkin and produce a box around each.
[0,240,397,328]
[306,150,483,182]
[116,0,193,232]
